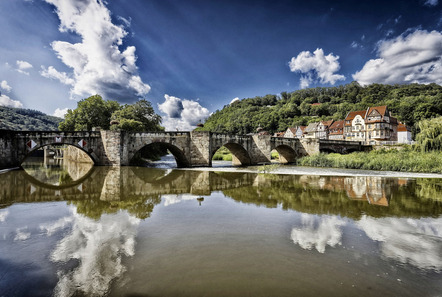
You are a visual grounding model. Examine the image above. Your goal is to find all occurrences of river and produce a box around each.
[0,157,441,297]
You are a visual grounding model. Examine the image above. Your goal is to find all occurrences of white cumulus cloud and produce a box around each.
[0,93,23,108]
[289,48,345,89]
[40,66,75,86]
[158,94,210,131]
[230,97,240,104]
[16,60,33,75]
[53,107,69,118]
[353,30,442,86]
[1,80,12,92]
[42,0,150,101]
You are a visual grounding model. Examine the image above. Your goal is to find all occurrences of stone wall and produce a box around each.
[64,146,94,164]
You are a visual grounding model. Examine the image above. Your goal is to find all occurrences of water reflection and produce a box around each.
[2,166,442,220]
[1,166,442,296]
[357,216,442,271]
[22,157,94,187]
[49,208,140,297]
[291,214,347,253]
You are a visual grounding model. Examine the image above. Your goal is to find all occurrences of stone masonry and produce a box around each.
[0,129,369,169]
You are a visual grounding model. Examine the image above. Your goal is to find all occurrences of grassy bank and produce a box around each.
[212,146,233,161]
[297,148,442,173]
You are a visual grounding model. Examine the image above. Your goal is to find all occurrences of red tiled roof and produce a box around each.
[300,126,307,132]
[329,120,344,135]
[345,110,366,124]
[366,105,388,117]
[321,120,334,128]
[398,123,409,132]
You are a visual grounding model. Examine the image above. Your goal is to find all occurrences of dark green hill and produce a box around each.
[198,82,442,135]
[0,106,62,131]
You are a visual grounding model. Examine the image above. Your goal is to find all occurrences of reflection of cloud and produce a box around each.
[14,227,31,241]
[40,216,74,236]
[0,210,9,222]
[51,208,140,297]
[291,214,346,253]
[162,194,200,207]
[357,216,442,271]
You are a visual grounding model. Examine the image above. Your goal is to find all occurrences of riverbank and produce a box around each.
[297,149,442,174]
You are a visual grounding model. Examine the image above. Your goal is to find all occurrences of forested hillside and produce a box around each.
[199,82,442,135]
[0,106,62,131]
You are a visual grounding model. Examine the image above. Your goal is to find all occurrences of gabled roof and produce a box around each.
[299,126,307,132]
[345,110,366,124]
[286,127,297,134]
[366,105,388,117]
[321,120,334,128]
[329,120,344,130]
[305,122,319,133]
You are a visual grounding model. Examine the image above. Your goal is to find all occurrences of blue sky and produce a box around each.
[1,0,441,130]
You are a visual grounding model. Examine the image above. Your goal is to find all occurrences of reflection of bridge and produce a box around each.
[0,167,256,205]
[0,130,370,169]
[2,167,440,220]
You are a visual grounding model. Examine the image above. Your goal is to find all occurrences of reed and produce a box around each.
[298,148,442,173]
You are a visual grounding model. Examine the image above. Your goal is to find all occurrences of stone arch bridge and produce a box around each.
[0,130,369,169]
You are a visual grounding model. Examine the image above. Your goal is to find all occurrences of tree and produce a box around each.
[415,116,442,152]
[110,99,163,132]
[59,95,120,131]
[59,95,163,132]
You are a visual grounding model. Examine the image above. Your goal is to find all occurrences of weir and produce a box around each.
[0,129,369,169]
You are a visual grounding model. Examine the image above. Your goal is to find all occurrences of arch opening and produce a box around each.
[319,148,338,154]
[21,144,95,187]
[212,143,251,167]
[130,142,189,168]
[272,145,298,164]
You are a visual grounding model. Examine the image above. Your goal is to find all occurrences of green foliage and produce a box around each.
[110,99,163,132]
[298,149,442,173]
[257,164,280,174]
[199,83,442,135]
[59,95,163,132]
[59,95,120,131]
[212,146,233,161]
[415,116,442,152]
[0,106,62,130]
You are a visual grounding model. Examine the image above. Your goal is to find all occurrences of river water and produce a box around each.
[0,158,441,297]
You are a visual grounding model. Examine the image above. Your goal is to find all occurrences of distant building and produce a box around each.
[284,127,297,138]
[328,120,344,140]
[344,110,366,141]
[397,123,412,143]
[364,106,398,143]
[344,105,398,143]
[304,122,319,138]
[274,132,285,137]
[284,126,306,138]
[317,120,333,139]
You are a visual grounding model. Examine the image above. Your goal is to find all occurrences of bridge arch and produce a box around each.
[272,144,298,164]
[130,141,190,168]
[22,143,97,165]
[212,142,251,166]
